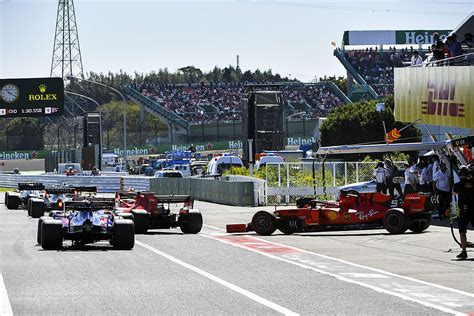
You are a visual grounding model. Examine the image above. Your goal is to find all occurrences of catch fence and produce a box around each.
[264,161,405,204]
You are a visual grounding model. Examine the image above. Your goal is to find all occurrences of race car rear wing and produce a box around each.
[115,191,138,200]
[153,194,194,204]
[45,186,97,195]
[18,183,45,191]
[64,197,115,210]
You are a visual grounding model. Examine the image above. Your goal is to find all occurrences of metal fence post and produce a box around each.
[278,163,281,204]
[356,162,359,183]
[344,162,347,185]
[286,163,290,204]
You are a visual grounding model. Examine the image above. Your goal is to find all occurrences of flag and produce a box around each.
[386,128,401,143]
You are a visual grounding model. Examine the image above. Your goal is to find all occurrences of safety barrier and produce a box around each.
[149,177,256,206]
[0,174,150,193]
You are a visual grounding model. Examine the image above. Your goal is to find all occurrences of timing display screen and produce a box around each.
[0,77,64,117]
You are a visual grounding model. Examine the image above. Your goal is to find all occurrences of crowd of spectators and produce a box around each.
[343,32,473,96]
[130,82,343,123]
[344,47,415,96]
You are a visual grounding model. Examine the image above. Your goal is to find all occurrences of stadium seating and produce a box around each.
[338,47,423,96]
[127,82,348,123]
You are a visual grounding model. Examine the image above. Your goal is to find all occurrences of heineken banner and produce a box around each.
[394,66,473,129]
[342,30,450,46]
[0,137,317,160]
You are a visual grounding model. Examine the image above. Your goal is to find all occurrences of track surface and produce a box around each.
[1,198,473,315]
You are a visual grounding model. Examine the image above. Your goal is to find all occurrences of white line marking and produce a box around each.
[135,240,299,316]
[203,225,472,316]
[0,274,13,316]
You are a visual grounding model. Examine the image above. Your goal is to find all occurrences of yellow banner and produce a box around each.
[394,66,473,129]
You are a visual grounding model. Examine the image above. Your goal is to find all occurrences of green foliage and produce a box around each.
[320,95,421,160]
[319,75,347,93]
[100,101,167,149]
[362,152,409,163]
[5,118,44,150]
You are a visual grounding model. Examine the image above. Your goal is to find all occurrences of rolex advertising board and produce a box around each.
[0,77,64,117]
[394,66,473,129]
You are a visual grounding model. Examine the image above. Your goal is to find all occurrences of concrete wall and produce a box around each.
[0,159,44,172]
[149,177,256,206]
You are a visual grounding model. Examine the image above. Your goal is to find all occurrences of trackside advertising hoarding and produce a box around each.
[0,137,317,160]
[342,30,450,46]
[394,66,473,129]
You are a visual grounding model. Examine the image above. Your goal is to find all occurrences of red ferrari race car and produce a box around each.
[114,191,203,234]
[226,192,434,236]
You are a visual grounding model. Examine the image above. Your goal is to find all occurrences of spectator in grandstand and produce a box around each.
[461,32,473,48]
[410,51,423,66]
[446,35,463,58]
[432,32,446,62]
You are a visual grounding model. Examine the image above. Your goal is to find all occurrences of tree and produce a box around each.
[320,96,421,160]
[6,118,44,150]
[320,75,347,92]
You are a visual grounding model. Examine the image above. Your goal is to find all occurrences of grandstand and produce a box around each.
[123,81,350,143]
[335,25,473,100]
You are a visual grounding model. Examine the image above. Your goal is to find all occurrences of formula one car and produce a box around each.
[27,186,97,219]
[115,191,202,234]
[4,183,45,210]
[37,197,134,250]
[226,192,433,235]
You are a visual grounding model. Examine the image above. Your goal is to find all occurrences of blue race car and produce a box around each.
[28,186,97,218]
[4,183,45,210]
[37,197,134,250]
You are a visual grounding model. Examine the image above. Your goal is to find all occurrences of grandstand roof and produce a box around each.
[450,12,474,38]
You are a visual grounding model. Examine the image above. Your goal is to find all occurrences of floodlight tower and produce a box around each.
[50,0,84,79]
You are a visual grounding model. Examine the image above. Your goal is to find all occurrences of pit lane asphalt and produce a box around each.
[0,198,472,315]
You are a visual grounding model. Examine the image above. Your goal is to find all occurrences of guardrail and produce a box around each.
[0,174,150,193]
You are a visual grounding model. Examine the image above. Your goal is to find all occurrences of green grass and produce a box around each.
[0,188,12,192]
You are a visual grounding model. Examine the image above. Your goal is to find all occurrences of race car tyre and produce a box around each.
[6,193,20,209]
[383,210,409,234]
[278,221,294,235]
[179,209,203,234]
[4,192,8,206]
[115,212,133,221]
[251,211,278,236]
[41,219,63,250]
[408,218,431,233]
[131,209,149,234]
[37,216,52,245]
[113,219,135,250]
[30,199,45,218]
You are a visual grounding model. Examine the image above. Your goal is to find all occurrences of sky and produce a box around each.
[1,0,472,82]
